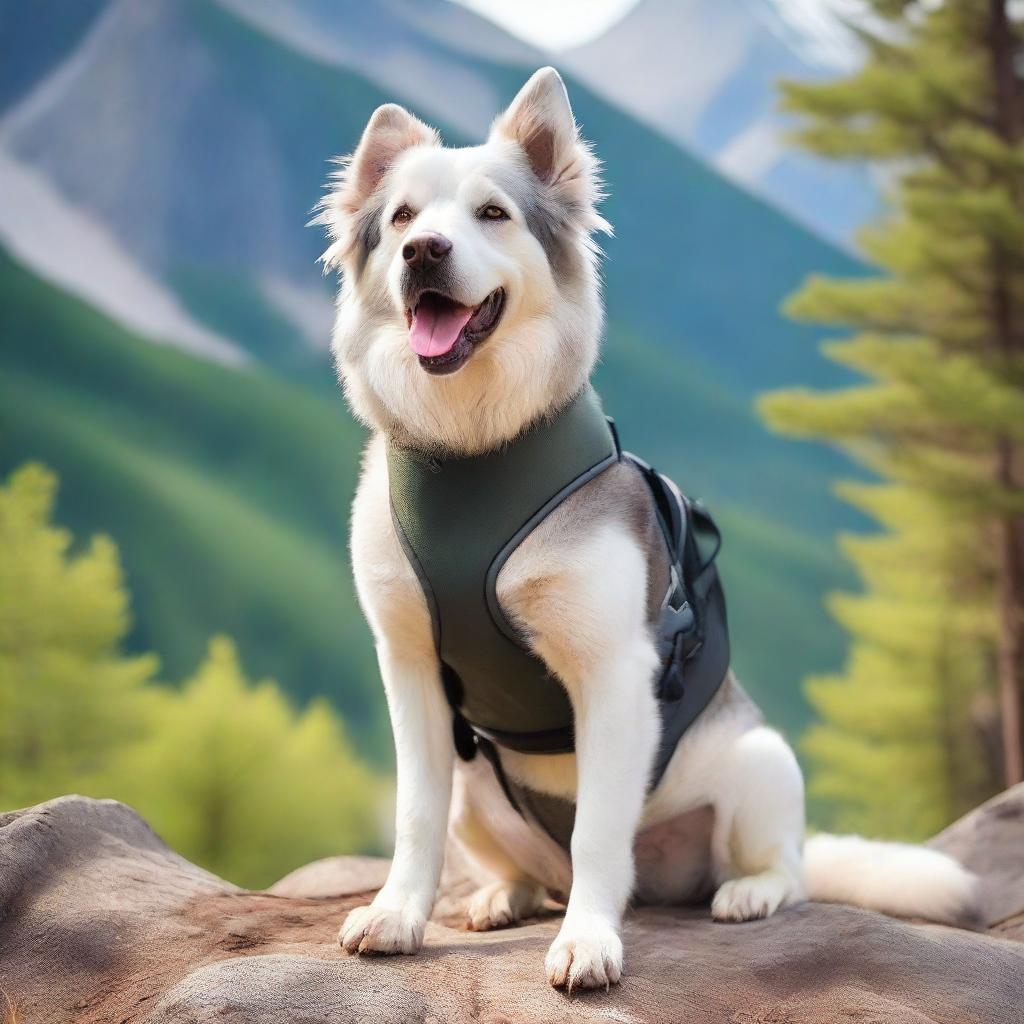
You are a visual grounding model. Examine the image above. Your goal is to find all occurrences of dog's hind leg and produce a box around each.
[450,782,548,931]
[708,725,806,922]
[467,879,548,932]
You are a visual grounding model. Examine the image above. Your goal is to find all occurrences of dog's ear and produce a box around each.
[491,68,609,234]
[317,104,438,270]
[491,67,576,184]
[346,104,437,210]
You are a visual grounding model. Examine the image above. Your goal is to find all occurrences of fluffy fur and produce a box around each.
[804,833,980,924]
[322,67,978,991]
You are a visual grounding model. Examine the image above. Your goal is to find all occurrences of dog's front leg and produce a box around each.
[339,643,453,955]
[544,635,659,989]
[505,524,661,989]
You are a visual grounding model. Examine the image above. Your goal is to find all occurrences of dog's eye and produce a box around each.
[480,205,509,222]
[391,205,413,228]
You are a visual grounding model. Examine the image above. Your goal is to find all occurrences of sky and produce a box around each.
[453,0,862,63]
[454,0,646,50]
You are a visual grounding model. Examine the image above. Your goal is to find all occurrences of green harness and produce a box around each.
[387,386,730,838]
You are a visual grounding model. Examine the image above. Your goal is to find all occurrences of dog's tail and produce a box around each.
[803,833,980,926]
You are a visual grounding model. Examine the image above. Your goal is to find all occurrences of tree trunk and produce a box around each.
[988,0,1024,786]
[996,481,1024,786]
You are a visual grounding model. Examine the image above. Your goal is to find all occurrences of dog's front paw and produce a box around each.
[545,914,623,991]
[467,879,546,931]
[338,902,425,955]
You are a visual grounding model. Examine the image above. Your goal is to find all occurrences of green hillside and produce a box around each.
[0,247,850,743]
[0,248,389,761]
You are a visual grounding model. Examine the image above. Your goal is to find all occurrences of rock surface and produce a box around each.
[0,790,1022,1024]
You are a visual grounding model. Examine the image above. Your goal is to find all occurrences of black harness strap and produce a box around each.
[625,455,730,788]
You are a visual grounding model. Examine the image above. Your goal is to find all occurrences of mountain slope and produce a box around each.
[217,0,538,139]
[0,246,389,761]
[0,150,246,366]
[0,0,108,113]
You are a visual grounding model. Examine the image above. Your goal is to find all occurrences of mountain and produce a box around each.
[562,0,878,247]
[0,149,246,366]
[0,0,108,113]
[0,0,867,397]
[0,0,871,742]
[217,0,540,138]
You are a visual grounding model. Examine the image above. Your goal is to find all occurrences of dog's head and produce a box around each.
[319,68,610,454]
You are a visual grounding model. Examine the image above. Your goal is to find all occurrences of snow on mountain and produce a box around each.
[0,149,246,366]
[561,0,877,246]
[214,0,537,139]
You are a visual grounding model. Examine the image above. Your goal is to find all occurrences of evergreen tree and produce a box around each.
[762,0,1024,832]
[111,636,383,888]
[0,462,382,885]
[800,482,996,835]
[0,464,155,809]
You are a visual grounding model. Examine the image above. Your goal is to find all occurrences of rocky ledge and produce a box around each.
[1,788,1023,1023]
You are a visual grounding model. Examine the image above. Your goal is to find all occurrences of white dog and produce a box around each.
[319,67,978,991]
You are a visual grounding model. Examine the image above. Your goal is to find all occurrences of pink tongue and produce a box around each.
[409,301,474,357]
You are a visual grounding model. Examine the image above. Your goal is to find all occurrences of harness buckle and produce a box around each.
[656,599,702,702]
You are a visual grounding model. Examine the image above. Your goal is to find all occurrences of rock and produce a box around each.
[0,790,1022,1024]
[266,856,391,899]
[930,784,1024,933]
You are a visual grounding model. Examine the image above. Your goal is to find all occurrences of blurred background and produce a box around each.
[2,0,1022,888]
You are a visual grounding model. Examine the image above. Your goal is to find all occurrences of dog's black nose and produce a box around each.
[403,232,452,268]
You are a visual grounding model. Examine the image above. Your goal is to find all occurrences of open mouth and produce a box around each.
[405,288,506,375]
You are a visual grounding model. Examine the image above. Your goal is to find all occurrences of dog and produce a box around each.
[318,67,978,991]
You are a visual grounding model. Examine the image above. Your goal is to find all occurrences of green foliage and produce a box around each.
[764,0,1024,836]
[0,463,382,887]
[800,485,995,836]
[110,637,383,889]
[0,463,155,808]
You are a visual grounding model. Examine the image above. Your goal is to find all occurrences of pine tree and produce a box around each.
[0,463,381,885]
[111,636,383,888]
[0,464,156,808]
[761,0,1024,833]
